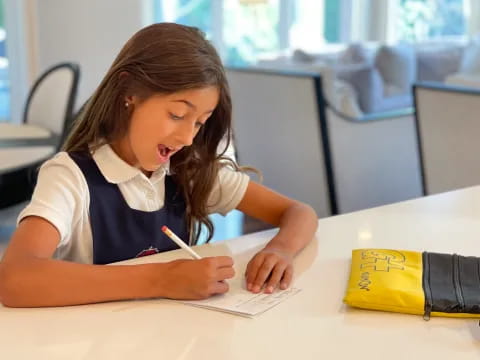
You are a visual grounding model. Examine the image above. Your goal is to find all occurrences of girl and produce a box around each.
[0,23,317,307]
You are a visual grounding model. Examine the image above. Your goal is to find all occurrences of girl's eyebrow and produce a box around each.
[172,99,196,109]
[172,99,214,114]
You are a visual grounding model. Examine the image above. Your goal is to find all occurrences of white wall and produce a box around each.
[33,0,149,109]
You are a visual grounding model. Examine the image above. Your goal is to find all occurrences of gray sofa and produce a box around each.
[256,41,467,117]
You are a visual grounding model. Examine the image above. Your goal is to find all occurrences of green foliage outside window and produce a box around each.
[397,0,466,41]
[223,2,279,66]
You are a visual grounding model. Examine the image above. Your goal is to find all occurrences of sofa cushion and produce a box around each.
[375,44,416,93]
[377,94,413,113]
[339,43,370,64]
[417,46,464,81]
[445,73,480,89]
[336,63,384,113]
[330,79,364,118]
[460,42,480,74]
[290,48,344,65]
[292,49,317,63]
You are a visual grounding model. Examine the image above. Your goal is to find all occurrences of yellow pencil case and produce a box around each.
[343,249,480,319]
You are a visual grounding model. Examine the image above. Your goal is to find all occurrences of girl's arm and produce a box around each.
[0,216,234,308]
[236,181,318,294]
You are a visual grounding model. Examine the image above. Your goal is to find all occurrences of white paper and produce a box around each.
[181,279,301,317]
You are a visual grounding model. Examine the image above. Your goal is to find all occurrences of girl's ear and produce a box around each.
[119,72,138,105]
[119,71,130,79]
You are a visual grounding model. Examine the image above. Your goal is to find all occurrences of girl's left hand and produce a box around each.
[245,248,294,294]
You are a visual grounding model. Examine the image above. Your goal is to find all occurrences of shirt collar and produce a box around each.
[92,144,169,184]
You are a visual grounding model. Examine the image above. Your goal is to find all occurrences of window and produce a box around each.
[223,0,345,62]
[154,0,213,37]
[223,0,281,65]
[288,0,326,52]
[153,0,347,65]
[0,0,9,121]
[324,0,342,42]
[396,0,467,41]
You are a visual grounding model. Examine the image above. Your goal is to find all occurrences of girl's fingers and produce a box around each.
[245,255,264,290]
[204,256,234,268]
[211,280,229,295]
[280,265,294,289]
[264,262,287,293]
[251,256,277,293]
[216,266,235,281]
[245,251,294,293]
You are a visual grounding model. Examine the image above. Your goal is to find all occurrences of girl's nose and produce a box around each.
[175,122,196,147]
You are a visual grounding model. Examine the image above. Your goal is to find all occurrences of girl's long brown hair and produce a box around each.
[63,23,236,244]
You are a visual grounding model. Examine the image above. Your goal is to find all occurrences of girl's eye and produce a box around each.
[169,112,184,120]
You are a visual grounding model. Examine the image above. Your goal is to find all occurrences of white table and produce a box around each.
[0,123,51,140]
[0,123,57,175]
[1,187,480,359]
[0,146,56,175]
[0,123,58,147]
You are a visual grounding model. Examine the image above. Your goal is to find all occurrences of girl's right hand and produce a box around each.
[157,256,235,300]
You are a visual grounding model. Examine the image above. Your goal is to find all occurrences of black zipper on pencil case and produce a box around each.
[422,251,433,321]
[452,254,465,313]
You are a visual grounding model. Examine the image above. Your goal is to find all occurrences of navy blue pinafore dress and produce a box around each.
[69,152,189,264]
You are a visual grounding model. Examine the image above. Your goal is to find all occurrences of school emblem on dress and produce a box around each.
[136,246,160,258]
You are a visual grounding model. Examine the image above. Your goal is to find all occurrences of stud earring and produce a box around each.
[124,101,130,108]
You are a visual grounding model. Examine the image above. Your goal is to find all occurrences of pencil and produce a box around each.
[161,225,202,260]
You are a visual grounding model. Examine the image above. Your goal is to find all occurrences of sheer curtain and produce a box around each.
[466,0,480,38]
[349,0,398,43]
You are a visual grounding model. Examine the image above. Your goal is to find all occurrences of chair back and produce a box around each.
[23,62,80,148]
[227,68,335,218]
[414,82,480,195]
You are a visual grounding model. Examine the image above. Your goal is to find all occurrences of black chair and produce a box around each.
[23,62,80,150]
[0,62,80,209]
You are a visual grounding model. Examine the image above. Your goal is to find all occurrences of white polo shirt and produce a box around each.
[17,144,250,264]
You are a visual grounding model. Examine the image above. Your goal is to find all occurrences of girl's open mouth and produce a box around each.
[157,144,174,163]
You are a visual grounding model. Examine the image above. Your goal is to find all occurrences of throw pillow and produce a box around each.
[339,43,369,64]
[292,49,316,63]
[336,63,384,114]
[417,45,464,81]
[375,44,416,94]
[460,42,480,74]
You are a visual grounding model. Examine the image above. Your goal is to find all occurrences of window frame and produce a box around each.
[3,0,37,123]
